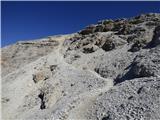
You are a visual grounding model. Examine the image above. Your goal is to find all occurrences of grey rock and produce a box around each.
[1,13,160,120]
[115,47,160,83]
[89,77,160,120]
[148,26,160,47]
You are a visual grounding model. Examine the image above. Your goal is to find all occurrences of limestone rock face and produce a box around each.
[1,13,160,120]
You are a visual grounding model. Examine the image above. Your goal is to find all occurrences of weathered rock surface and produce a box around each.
[1,13,160,120]
[88,77,160,120]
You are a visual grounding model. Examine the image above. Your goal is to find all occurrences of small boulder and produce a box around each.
[101,39,115,51]
[79,25,96,35]
[32,72,49,83]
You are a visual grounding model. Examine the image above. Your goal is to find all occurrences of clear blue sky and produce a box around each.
[1,1,160,47]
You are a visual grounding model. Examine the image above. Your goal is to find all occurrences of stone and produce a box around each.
[2,13,160,120]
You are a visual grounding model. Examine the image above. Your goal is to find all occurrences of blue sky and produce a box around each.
[1,1,160,47]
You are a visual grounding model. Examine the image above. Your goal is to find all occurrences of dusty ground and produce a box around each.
[1,13,160,120]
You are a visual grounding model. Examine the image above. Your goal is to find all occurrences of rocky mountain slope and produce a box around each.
[1,13,160,120]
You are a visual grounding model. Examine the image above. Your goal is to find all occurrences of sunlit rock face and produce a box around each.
[1,13,160,120]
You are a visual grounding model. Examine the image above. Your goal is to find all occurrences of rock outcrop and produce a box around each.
[1,13,160,120]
